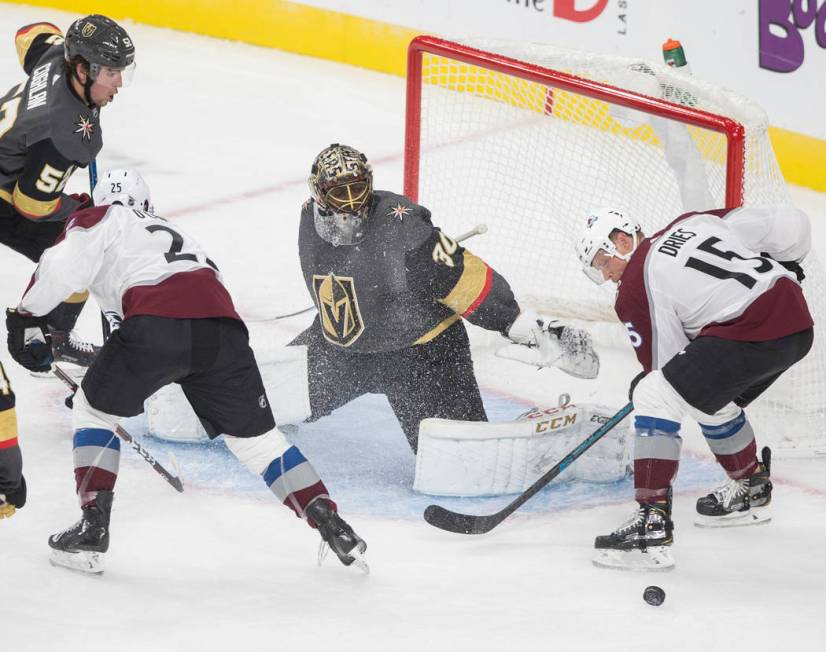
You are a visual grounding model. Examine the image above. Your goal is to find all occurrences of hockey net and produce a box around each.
[404,36,825,456]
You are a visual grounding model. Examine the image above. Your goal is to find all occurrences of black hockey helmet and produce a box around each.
[64,15,135,81]
[309,144,373,217]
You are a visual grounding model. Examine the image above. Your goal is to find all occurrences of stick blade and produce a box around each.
[423,504,500,535]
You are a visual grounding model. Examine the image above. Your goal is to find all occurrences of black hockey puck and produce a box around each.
[643,585,665,606]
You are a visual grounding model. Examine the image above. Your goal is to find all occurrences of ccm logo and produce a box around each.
[534,413,577,433]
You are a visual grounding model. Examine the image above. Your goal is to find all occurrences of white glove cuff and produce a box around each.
[507,308,540,343]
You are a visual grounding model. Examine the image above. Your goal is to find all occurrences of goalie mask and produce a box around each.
[93,168,153,213]
[309,144,373,246]
[576,207,641,285]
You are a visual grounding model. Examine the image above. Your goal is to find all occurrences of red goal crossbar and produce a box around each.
[404,35,745,208]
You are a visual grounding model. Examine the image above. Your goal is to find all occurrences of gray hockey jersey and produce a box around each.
[298,190,520,354]
[0,23,101,221]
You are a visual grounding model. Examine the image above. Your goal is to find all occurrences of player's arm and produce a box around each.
[15,22,63,74]
[6,210,110,372]
[12,139,86,222]
[405,227,521,332]
[724,206,811,263]
[18,208,111,316]
[0,363,25,518]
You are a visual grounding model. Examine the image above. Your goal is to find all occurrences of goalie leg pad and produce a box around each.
[414,402,631,497]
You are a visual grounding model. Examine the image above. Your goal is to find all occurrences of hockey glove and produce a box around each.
[761,252,805,283]
[6,309,53,372]
[498,309,600,379]
[0,476,26,518]
[778,260,805,283]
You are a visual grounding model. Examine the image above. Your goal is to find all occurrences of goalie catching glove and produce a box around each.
[5,309,53,373]
[499,309,600,379]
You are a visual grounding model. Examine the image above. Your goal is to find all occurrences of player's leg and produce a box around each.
[664,330,813,526]
[593,370,678,570]
[0,362,26,519]
[48,388,120,573]
[385,321,487,452]
[182,319,367,570]
[49,317,190,573]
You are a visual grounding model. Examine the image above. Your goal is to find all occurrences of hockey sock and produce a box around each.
[73,428,120,506]
[700,411,758,480]
[261,445,332,521]
[633,416,682,503]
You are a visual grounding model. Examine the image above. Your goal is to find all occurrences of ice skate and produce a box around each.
[695,447,772,528]
[593,501,675,571]
[50,329,100,368]
[306,498,369,574]
[48,491,113,575]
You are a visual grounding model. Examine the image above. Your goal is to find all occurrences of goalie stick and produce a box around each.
[250,223,489,323]
[423,401,633,534]
[52,365,184,493]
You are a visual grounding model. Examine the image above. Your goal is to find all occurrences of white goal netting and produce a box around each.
[407,37,825,456]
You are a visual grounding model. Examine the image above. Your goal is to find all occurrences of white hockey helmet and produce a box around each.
[92,168,153,213]
[575,207,641,285]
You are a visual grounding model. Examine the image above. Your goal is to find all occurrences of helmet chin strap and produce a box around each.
[83,76,95,106]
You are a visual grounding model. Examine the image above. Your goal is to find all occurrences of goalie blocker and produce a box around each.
[414,399,631,497]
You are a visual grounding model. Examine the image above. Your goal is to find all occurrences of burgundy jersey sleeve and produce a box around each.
[614,238,656,372]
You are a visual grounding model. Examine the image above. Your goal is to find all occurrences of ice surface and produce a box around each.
[1,6,825,651]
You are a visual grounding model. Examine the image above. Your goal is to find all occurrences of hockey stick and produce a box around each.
[52,365,184,493]
[423,401,633,534]
[252,223,489,323]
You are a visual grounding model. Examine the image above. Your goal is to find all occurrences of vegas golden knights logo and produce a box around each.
[313,274,364,347]
[81,23,97,38]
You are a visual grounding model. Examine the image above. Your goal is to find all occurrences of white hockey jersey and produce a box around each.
[19,205,239,323]
[616,206,813,372]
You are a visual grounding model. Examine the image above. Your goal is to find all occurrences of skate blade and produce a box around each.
[592,546,675,572]
[49,549,105,575]
[348,546,370,575]
[317,542,370,575]
[694,508,771,529]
